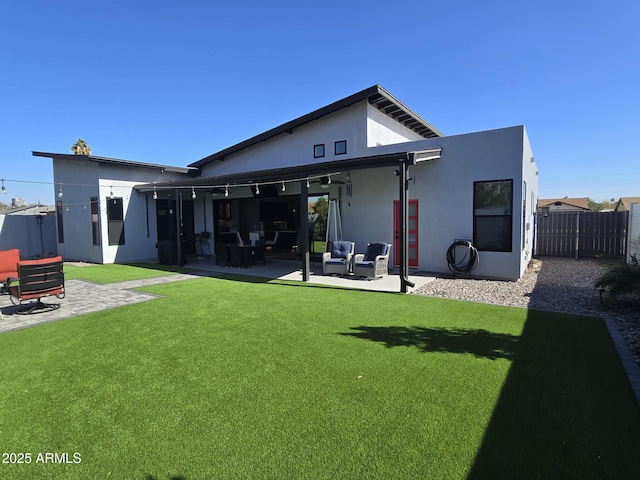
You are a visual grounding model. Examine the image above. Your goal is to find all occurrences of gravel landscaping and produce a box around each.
[413,257,640,366]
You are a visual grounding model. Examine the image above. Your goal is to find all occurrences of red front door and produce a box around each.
[393,200,419,268]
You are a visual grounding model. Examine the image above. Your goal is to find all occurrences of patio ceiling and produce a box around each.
[134,148,442,193]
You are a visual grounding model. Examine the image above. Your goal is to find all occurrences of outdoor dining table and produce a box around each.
[239,244,266,267]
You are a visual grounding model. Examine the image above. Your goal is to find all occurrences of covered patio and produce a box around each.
[135,148,442,293]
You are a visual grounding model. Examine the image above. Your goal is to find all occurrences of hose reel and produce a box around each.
[446,240,479,275]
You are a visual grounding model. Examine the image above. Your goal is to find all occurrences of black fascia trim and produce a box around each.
[135,152,411,192]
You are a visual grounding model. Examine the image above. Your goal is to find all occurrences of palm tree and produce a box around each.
[71,138,91,155]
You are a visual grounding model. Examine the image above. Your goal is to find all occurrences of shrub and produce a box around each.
[595,238,640,309]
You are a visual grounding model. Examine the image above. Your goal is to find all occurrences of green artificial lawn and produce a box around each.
[312,240,327,253]
[63,262,196,284]
[1,274,639,479]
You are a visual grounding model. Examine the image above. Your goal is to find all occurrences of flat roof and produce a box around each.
[32,151,193,174]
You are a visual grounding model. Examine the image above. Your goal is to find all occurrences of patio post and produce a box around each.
[176,188,184,267]
[399,157,415,293]
[300,179,310,281]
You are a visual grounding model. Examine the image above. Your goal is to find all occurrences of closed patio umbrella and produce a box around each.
[326,199,343,244]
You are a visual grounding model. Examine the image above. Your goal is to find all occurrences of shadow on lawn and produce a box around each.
[467,308,640,478]
[341,325,518,360]
[343,311,640,476]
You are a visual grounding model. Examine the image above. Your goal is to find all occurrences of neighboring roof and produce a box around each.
[1,203,55,215]
[32,151,193,174]
[537,197,590,210]
[615,197,640,211]
[189,85,444,169]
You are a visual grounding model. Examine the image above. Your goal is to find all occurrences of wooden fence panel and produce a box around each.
[536,211,628,258]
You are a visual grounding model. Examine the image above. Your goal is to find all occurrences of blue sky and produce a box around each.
[1,0,638,205]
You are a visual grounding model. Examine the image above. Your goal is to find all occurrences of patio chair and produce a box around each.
[265,231,280,251]
[9,256,65,314]
[236,231,246,246]
[228,243,243,267]
[353,243,391,279]
[0,248,20,294]
[322,241,355,276]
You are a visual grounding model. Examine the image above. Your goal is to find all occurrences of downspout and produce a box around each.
[299,179,310,281]
[399,155,415,293]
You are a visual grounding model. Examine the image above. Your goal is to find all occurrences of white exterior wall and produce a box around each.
[521,127,538,277]
[366,103,426,146]
[341,126,532,280]
[53,159,102,262]
[201,101,368,177]
[53,158,184,263]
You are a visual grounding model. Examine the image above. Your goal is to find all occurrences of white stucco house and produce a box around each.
[34,85,538,286]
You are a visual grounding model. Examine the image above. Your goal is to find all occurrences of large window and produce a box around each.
[107,197,125,246]
[91,197,100,245]
[56,200,64,244]
[473,179,513,252]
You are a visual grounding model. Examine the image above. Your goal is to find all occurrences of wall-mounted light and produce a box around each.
[225,184,229,197]
[110,186,114,199]
[282,180,286,192]
[306,178,310,188]
[58,184,63,198]
[153,187,158,200]
[192,187,196,199]
[255,183,259,195]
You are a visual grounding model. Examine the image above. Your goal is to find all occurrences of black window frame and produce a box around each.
[56,200,64,244]
[334,140,347,155]
[313,144,325,158]
[473,179,513,252]
[107,197,125,246]
[91,196,101,246]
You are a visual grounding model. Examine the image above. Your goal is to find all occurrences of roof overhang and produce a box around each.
[32,151,194,175]
[134,148,442,193]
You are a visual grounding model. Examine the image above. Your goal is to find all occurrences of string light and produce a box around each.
[0,171,343,203]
